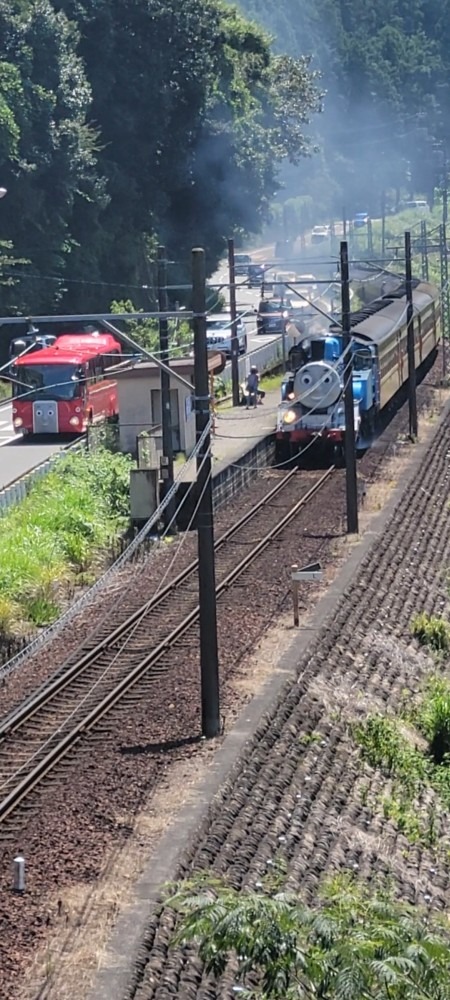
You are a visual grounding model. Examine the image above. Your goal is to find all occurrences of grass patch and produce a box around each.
[353,677,450,847]
[259,371,283,392]
[0,447,134,633]
[411,612,450,653]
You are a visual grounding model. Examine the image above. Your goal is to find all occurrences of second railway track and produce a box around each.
[0,466,335,827]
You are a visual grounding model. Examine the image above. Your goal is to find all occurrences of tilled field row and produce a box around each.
[126,417,450,1000]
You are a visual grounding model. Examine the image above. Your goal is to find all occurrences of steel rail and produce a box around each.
[0,467,299,736]
[0,466,334,824]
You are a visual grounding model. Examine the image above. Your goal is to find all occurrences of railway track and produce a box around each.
[0,466,334,828]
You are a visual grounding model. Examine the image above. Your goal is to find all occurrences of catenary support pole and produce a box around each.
[228,238,240,407]
[440,223,449,378]
[192,247,220,739]
[404,231,418,439]
[157,246,175,526]
[340,241,359,534]
[420,221,429,281]
[381,191,386,259]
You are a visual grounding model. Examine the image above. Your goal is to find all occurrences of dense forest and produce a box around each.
[1,0,450,313]
[240,0,450,223]
[0,0,321,313]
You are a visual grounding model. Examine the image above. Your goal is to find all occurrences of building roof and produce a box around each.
[113,352,225,378]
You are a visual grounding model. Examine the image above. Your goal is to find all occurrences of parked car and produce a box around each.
[247,263,264,287]
[311,225,330,245]
[234,253,252,275]
[275,239,294,259]
[256,298,291,335]
[400,200,430,213]
[353,212,369,228]
[206,314,247,356]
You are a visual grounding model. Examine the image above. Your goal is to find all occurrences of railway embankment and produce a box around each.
[0,356,448,999]
[95,388,450,1000]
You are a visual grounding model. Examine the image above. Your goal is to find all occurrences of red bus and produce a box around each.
[11,332,123,436]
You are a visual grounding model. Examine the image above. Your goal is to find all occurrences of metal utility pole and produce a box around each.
[228,238,240,407]
[440,223,449,377]
[367,217,374,257]
[420,221,429,281]
[342,207,347,238]
[381,191,386,259]
[444,146,448,226]
[192,247,220,739]
[404,231,418,439]
[157,246,176,528]
[340,242,359,534]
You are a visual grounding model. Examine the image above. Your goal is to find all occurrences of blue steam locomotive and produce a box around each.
[276,279,441,463]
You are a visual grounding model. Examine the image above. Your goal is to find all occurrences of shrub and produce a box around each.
[0,447,134,633]
[411,612,450,652]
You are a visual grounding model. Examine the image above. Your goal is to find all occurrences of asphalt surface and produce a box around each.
[0,400,70,490]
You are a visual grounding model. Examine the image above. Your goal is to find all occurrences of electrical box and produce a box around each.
[130,469,159,523]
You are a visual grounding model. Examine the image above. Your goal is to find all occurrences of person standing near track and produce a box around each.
[245,365,260,409]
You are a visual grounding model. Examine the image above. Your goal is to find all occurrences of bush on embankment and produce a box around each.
[0,447,134,633]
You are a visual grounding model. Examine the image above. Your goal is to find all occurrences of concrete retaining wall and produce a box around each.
[213,434,275,509]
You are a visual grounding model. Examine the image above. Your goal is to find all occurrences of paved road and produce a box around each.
[0,399,73,490]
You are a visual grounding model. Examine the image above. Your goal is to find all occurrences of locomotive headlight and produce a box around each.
[283,409,297,424]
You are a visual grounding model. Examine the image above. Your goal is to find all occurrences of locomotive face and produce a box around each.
[293,361,342,410]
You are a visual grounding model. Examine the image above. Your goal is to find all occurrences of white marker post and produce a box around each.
[13,854,25,892]
[291,562,323,627]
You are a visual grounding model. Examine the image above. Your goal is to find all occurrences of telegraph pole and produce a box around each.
[420,221,429,281]
[340,241,358,534]
[228,238,240,407]
[192,247,220,739]
[444,146,448,226]
[440,223,449,377]
[404,231,418,439]
[157,246,175,527]
[381,191,386,259]
[367,217,374,257]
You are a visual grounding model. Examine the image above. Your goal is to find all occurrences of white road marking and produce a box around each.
[0,435,18,447]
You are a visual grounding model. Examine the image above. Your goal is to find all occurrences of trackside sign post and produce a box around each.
[291,562,323,627]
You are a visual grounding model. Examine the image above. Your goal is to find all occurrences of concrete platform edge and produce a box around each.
[89,402,450,1000]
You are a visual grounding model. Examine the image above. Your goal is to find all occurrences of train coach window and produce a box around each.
[353,348,372,371]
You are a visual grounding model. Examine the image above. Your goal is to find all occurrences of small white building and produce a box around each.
[115,354,223,457]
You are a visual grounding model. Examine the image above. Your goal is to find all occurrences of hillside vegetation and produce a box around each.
[0,0,321,314]
[1,0,449,314]
[239,0,450,220]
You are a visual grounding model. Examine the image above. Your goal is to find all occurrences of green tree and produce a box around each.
[56,0,322,302]
[171,873,450,998]
[0,0,101,313]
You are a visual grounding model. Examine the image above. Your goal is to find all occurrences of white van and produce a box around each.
[402,200,430,213]
[273,271,296,298]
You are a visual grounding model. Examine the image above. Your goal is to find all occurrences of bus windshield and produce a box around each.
[12,363,83,401]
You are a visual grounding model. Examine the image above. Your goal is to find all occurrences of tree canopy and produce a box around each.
[239,0,450,218]
[0,0,321,313]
